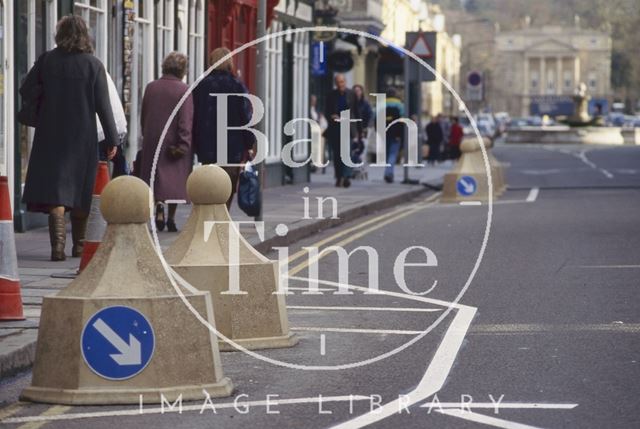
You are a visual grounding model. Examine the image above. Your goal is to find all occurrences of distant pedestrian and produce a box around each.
[352,84,372,166]
[425,114,444,165]
[447,116,464,160]
[139,52,193,233]
[20,15,119,261]
[383,88,405,183]
[309,94,328,170]
[325,74,357,188]
[193,47,254,206]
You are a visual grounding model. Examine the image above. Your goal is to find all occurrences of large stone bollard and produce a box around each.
[166,165,298,351]
[441,138,503,203]
[21,176,232,405]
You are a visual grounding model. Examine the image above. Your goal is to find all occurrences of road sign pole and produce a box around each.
[403,54,410,183]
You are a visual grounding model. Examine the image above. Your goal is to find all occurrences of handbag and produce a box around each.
[18,52,47,127]
[237,162,261,217]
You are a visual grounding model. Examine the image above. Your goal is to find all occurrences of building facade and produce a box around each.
[1,0,310,231]
[492,21,612,117]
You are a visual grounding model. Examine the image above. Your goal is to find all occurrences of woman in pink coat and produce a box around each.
[139,52,193,232]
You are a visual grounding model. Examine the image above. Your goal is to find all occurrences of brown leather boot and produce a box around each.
[48,213,66,261]
[71,215,88,257]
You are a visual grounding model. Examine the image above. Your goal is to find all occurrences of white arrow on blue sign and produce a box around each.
[457,176,478,196]
[81,306,155,380]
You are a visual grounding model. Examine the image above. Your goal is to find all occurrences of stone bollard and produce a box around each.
[483,137,507,196]
[21,176,232,405]
[441,137,503,203]
[166,165,298,351]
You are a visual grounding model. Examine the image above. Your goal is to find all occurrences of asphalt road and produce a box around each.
[1,143,639,428]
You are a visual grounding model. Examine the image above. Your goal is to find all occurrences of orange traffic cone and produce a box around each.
[0,176,24,320]
[78,161,110,272]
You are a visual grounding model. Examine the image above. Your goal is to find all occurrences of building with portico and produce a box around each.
[492,19,612,117]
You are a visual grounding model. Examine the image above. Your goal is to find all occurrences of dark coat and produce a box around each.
[21,48,119,213]
[426,121,444,162]
[192,70,253,165]
[324,88,357,143]
[139,75,194,201]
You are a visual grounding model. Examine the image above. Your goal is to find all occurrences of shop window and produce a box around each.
[74,1,108,65]
[156,0,175,74]
[128,0,155,162]
[188,0,205,83]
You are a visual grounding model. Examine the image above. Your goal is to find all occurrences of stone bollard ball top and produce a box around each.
[100,176,153,224]
[187,165,232,205]
[461,138,481,153]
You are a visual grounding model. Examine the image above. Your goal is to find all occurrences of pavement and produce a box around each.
[0,162,450,380]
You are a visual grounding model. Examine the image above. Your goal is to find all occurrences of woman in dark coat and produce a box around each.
[21,15,119,261]
[139,52,193,232]
[192,47,253,208]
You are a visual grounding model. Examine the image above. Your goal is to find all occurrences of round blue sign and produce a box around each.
[457,176,478,196]
[81,306,155,380]
[468,71,482,86]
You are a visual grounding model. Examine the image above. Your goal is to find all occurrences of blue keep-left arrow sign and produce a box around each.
[81,306,155,380]
[457,176,477,196]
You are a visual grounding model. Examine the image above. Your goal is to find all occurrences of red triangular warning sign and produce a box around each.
[410,34,433,59]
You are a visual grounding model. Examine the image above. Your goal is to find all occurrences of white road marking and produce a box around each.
[293,277,478,429]
[459,201,482,206]
[286,286,335,292]
[287,305,442,313]
[525,187,539,202]
[436,409,543,429]
[599,168,614,179]
[2,396,372,424]
[470,323,640,334]
[320,334,326,356]
[577,264,640,269]
[424,402,578,410]
[291,326,423,335]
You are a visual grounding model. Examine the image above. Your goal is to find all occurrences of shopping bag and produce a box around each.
[238,162,261,217]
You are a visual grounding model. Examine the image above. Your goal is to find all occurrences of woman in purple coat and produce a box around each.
[139,52,193,232]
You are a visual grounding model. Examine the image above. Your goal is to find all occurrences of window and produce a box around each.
[74,1,108,65]
[546,69,555,94]
[588,72,597,91]
[265,21,283,163]
[128,0,154,163]
[291,31,310,162]
[187,0,205,83]
[530,71,539,91]
[156,0,175,74]
[563,70,572,90]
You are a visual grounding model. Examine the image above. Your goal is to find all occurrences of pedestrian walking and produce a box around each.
[425,114,444,165]
[193,47,254,207]
[324,74,357,188]
[309,94,328,171]
[20,15,119,261]
[383,88,404,183]
[352,84,372,167]
[139,52,193,232]
[447,116,464,160]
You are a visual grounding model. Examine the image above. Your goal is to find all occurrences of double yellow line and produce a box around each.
[287,192,441,276]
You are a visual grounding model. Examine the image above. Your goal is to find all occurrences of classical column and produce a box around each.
[540,57,546,95]
[556,56,563,95]
[523,55,530,116]
[574,56,581,88]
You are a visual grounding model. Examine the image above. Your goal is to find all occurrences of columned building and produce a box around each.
[492,21,612,117]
